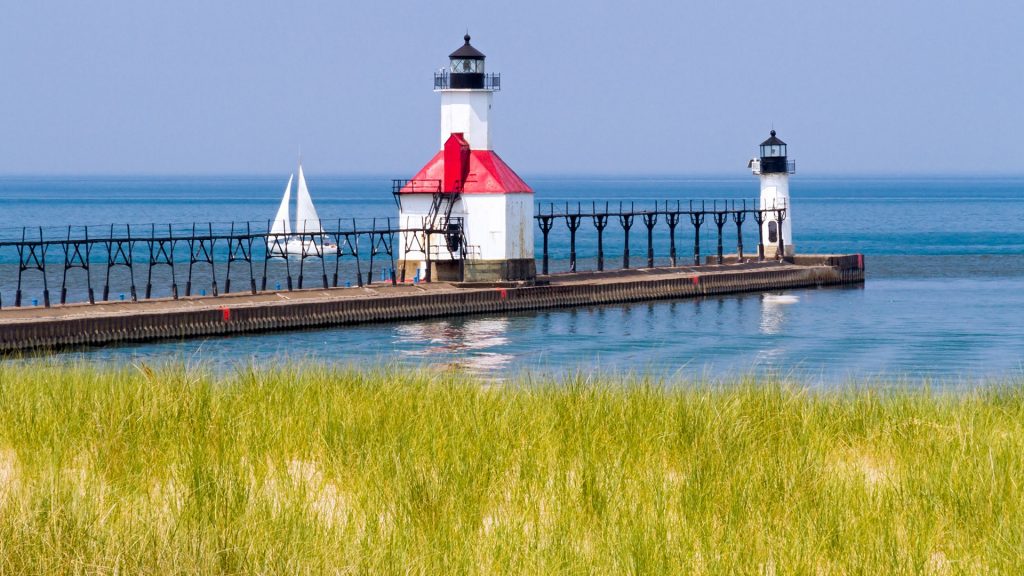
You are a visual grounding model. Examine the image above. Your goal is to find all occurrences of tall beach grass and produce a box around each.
[0,361,1022,573]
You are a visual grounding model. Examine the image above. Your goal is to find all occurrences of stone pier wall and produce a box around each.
[0,255,864,353]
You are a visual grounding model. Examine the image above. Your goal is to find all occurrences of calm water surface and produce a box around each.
[2,175,1022,382]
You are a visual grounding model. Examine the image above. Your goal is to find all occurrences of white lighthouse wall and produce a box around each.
[460,195,507,259]
[758,172,794,254]
[439,91,492,150]
[400,194,533,262]
[504,194,534,259]
[398,195,437,265]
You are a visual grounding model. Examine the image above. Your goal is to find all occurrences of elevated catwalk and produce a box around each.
[0,255,863,353]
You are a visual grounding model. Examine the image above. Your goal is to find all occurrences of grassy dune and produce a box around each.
[0,363,1022,574]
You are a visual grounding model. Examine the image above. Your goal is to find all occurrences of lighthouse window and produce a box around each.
[768,221,778,243]
[451,58,482,73]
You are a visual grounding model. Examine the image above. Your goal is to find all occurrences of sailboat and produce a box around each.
[269,164,338,256]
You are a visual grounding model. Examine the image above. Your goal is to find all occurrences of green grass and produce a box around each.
[0,362,1022,574]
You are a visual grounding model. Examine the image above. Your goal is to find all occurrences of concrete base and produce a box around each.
[701,247,795,264]
[464,259,536,282]
[398,258,537,283]
[763,245,795,259]
[397,259,458,282]
[397,259,423,282]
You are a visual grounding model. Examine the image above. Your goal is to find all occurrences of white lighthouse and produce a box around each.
[396,35,535,282]
[749,130,795,258]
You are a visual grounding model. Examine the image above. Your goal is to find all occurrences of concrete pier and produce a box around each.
[0,255,863,353]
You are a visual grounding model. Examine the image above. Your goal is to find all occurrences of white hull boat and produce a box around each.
[283,237,337,256]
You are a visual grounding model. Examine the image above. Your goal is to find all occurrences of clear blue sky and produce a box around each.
[1,1,1020,176]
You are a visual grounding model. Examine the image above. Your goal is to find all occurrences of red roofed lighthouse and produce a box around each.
[395,34,535,282]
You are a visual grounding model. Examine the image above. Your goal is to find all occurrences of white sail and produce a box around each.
[294,164,322,235]
[270,174,293,236]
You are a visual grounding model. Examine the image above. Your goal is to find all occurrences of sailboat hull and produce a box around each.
[268,238,338,257]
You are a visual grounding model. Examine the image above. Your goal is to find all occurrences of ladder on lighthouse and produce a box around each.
[426,184,460,232]
[425,183,469,266]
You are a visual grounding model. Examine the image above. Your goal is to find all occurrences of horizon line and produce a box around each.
[1,171,1023,179]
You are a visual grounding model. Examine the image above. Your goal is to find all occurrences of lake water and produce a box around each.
[1,175,1022,383]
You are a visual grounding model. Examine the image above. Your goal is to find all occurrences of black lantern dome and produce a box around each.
[448,34,486,89]
[758,130,793,174]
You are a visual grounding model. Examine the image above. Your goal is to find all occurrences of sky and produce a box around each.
[0,0,1021,176]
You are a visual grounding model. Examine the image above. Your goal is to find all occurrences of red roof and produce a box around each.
[399,150,533,194]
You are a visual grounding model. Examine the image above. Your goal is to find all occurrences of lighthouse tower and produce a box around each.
[749,130,795,258]
[396,35,535,282]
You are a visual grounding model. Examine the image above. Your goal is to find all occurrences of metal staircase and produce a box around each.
[426,184,461,231]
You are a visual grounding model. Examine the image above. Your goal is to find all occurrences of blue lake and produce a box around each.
[1,175,1022,382]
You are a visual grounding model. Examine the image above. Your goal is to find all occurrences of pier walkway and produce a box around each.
[0,255,863,353]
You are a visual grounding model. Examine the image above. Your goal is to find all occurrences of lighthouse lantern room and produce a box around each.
[749,130,796,258]
[397,35,535,283]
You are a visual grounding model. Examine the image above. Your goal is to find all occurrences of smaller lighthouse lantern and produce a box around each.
[750,130,796,258]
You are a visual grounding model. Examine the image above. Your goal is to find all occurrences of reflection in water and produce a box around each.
[759,294,799,336]
[46,280,1024,383]
[394,317,514,373]
[756,293,799,368]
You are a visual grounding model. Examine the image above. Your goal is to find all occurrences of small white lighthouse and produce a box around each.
[749,130,795,258]
[396,35,535,282]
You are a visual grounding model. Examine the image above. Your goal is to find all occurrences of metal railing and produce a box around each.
[392,179,442,210]
[433,71,501,91]
[754,158,797,175]
[1,198,792,308]
[0,218,464,308]
[391,179,441,195]
[534,200,789,275]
